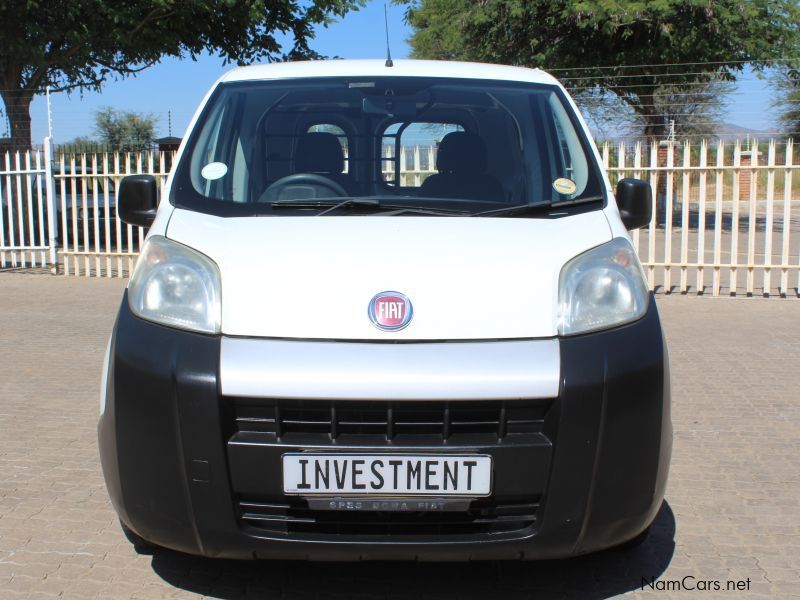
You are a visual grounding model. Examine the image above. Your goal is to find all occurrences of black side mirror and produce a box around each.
[615,178,652,230]
[118,175,158,227]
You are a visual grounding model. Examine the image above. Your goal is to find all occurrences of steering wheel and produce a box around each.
[258,173,348,203]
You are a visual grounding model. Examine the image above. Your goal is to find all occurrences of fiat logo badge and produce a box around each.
[368,291,413,331]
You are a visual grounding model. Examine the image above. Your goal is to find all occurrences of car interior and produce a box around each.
[184,77,595,212]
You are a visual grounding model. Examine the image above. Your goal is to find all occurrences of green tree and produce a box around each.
[772,66,800,136]
[398,0,800,139]
[0,0,362,149]
[59,135,101,153]
[94,107,157,150]
[578,79,731,140]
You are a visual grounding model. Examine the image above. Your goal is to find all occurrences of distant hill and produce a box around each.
[592,122,790,143]
[714,123,785,141]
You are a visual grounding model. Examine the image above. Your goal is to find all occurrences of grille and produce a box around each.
[238,497,539,536]
[232,399,550,441]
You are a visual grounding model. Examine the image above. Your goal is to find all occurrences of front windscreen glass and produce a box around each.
[171,77,605,217]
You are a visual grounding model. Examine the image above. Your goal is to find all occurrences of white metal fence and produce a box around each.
[0,140,57,271]
[55,151,172,277]
[601,139,799,297]
[1,138,799,297]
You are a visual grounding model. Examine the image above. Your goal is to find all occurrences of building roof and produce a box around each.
[221,59,558,86]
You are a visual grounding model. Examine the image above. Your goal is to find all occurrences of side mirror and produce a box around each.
[615,178,652,230]
[118,175,158,227]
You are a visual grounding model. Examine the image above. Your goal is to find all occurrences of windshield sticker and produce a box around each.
[553,178,577,195]
[201,162,228,180]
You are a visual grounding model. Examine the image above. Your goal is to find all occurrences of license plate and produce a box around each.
[282,453,492,496]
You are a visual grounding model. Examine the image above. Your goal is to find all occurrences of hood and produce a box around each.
[166,209,612,340]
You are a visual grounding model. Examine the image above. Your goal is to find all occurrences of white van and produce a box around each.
[99,60,671,560]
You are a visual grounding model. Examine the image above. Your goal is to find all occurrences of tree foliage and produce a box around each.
[772,66,800,136]
[58,135,101,153]
[0,0,363,148]
[398,0,800,139]
[579,79,732,140]
[94,107,157,150]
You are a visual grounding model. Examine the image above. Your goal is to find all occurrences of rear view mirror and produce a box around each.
[615,178,652,230]
[362,96,417,117]
[118,175,158,228]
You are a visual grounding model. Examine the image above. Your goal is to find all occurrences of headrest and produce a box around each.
[435,131,488,174]
[295,132,344,174]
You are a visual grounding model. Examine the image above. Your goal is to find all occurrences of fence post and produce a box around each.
[43,137,58,272]
[679,140,691,293]
[763,139,776,296]
[745,140,759,295]
[0,152,7,268]
[712,140,724,296]
[781,139,793,297]
[730,141,742,294]
[696,140,708,294]
[647,141,658,290]
[662,141,675,293]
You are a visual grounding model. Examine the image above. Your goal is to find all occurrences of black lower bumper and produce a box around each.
[98,293,671,560]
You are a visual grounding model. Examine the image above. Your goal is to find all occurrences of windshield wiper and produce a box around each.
[270,196,471,217]
[270,198,380,212]
[316,198,382,215]
[472,195,605,217]
[375,205,471,217]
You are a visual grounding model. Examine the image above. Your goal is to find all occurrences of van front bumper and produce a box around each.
[98,293,671,560]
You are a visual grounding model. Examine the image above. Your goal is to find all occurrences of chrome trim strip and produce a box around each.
[220,338,559,400]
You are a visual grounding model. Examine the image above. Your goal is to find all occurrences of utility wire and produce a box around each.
[546,58,800,72]
[560,71,742,81]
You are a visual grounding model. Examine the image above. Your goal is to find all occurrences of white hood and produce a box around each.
[166,209,612,340]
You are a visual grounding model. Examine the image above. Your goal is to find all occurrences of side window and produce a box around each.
[381,122,463,187]
[307,124,349,173]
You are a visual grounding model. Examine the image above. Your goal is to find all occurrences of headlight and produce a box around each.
[128,235,221,334]
[558,237,649,336]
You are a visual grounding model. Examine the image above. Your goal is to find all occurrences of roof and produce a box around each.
[154,136,182,144]
[221,59,559,86]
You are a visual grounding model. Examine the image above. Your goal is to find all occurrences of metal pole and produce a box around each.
[46,86,53,139]
[43,136,57,272]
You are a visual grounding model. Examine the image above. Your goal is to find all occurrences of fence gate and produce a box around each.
[0,138,57,271]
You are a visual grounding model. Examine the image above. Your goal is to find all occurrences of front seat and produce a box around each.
[420,132,504,202]
[294,132,352,193]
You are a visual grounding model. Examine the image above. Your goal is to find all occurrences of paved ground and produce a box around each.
[0,272,798,599]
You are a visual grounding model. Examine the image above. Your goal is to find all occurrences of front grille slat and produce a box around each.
[233,399,550,441]
[238,497,539,536]
[330,405,337,439]
[274,404,283,437]
[241,514,317,524]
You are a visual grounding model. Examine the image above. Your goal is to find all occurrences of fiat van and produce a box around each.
[98,59,671,560]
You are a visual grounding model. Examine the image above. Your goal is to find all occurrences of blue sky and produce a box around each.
[16,0,777,144]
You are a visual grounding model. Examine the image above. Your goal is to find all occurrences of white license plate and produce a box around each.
[282,453,492,496]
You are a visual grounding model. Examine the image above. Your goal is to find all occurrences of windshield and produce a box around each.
[171,76,605,217]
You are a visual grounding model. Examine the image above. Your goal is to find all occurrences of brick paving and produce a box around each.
[0,272,798,599]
